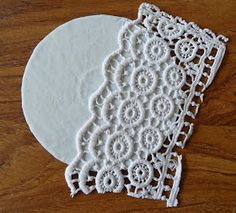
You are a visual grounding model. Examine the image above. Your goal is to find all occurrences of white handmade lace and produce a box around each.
[65,3,228,207]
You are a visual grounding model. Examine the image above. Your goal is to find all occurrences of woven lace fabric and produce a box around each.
[65,3,228,207]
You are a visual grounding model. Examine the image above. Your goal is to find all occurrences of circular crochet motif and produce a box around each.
[175,38,198,62]
[144,37,169,63]
[150,95,175,120]
[131,67,158,95]
[163,64,186,89]
[128,160,153,187]
[158,20,184,40]
[139,127,163,152]
[96,167,124,193]
[118,99,145,127]
[105,132,133,162]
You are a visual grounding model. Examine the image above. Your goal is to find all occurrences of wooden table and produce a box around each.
[0,0,236,212]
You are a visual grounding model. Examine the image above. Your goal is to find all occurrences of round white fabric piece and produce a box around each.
[22,15,130,164]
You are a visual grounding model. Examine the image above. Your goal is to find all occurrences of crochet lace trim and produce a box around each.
[65,3,227,207]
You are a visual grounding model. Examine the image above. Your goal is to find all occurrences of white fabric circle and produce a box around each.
[22,15,130,164]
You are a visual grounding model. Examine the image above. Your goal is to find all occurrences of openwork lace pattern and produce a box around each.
[65,3,227,207]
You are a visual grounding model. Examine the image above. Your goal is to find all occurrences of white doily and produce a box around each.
[22,15,130,164]
[65,3,228,207]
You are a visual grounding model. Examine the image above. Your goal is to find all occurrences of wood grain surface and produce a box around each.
[0,0,236,212]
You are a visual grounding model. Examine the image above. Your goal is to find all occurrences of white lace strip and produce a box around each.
[65,3,228,207]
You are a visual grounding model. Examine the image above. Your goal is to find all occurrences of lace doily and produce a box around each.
[65,3,228,207]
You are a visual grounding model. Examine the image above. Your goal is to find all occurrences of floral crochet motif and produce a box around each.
[65,3,227,207]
